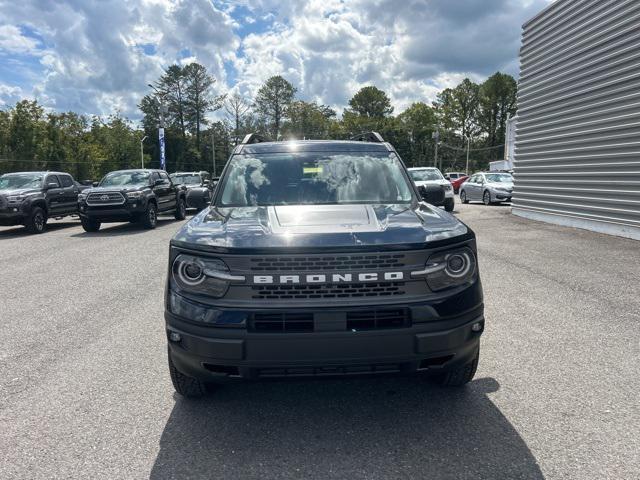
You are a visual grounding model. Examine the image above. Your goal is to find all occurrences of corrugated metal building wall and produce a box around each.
[512,0,640,240]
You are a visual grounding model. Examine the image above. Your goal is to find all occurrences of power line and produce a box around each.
[439,142,504,152]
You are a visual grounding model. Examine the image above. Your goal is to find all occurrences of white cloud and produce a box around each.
[0,24,41,55]
[0,0,555,117]
[0,83,23,106]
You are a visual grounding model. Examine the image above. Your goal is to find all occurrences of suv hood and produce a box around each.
[85,186,147,194]
[414,179,449,187]
[172,203,469,252]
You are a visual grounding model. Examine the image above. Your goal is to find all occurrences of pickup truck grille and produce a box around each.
[251,281,406,300]
[249,308,411,333]
[250,253,405,272]
[0,195,6,209]
[86,192,126,206]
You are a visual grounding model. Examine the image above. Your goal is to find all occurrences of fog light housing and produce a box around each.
[168,331,182,342]
[471,322,483,332]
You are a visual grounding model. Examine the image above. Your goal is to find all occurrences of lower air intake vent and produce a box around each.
[250,312,314,333]
[346,308,411,331]
[249,309,411,333]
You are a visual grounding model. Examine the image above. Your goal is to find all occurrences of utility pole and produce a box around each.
[465,135,471,175]
[432,129,440,169]
[211,132,216,177]
[140,135,148,168]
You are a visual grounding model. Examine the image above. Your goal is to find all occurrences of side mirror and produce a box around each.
[47,182,59,189]
[418,184,446,205]
[203,179,210,185]
[92,181,99,187]
[154,179,165,187]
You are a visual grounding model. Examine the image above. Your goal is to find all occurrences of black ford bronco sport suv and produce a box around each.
[0,171,88,233]
[78,169,187,232]
[165,133,484,397]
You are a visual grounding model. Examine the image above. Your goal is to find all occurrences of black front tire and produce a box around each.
[25,207,47,234]
[460,190,469,204]
[142,202,157,229]
[80,217,101,232]
[168,349,207,398]
[431,347,479,387]
[174,197,186,220]
[444,198,455,212]
[483,190,492,205]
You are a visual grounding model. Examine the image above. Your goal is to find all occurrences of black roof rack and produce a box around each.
[241,133,272,145]
[349,131,385,143]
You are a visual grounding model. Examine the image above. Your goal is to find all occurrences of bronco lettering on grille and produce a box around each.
[253,272,404,284]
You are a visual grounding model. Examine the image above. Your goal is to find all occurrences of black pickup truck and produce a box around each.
[78,169,187,232]
[0,171,88,233]
[164,133,484,398]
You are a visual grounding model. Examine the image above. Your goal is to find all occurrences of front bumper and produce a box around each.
[166,301,484,382]
[79,201,146,222]
[0,208,27,226]
[492,192,512,202]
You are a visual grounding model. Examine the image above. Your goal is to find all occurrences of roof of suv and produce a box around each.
[235,140,392,155]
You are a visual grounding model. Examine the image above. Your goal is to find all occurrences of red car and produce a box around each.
[445,173,469,194]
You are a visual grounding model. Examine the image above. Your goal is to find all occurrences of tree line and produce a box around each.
[0,63,517,180]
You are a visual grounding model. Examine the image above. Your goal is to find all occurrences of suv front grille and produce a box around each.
[251,282,406,300]
[86,192,126,206]
[249,308,411,333]
[0,195,6,209]
[250,253,405,272]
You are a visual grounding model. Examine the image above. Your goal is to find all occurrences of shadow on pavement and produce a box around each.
[150,376,543,480]
[0,220,79,238]
[69,217,191,238]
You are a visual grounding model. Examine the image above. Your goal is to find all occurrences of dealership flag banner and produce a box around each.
[159,128,166,170]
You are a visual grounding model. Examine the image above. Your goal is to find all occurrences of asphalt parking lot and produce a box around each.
[1,203,638,480]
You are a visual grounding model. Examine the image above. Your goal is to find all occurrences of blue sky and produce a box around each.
[0,0,553,119]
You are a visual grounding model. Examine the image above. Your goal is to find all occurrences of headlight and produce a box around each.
[7,195,26,203]
[172,254,244,298]
[413,247,477,292]
[443,184,452,191]
[126,191,143,199]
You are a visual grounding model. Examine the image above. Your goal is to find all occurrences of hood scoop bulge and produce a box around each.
[269,204,381,234]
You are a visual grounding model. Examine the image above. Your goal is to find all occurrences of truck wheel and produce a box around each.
[483,190,492,205]
[142,202,157,229]
[431,347,479,387]
[26,207,47,234]
[444,198,455,212]
[168,349,207,398]
[80,217,101,232]
[460,190,469,204]
[174,197,186,220]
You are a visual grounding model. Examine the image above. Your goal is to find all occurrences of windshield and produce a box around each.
[485,173,513,183]
[218,152,414,207]
[0,173,43,190]
[409,169,443,182]
[171,174,200,185]
[100,171,150,187]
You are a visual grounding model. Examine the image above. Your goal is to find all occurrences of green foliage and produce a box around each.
[281,101,336,140]
[253,76,297,139]
[347,86,394,118]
